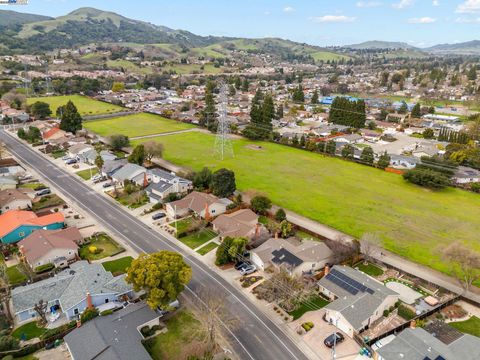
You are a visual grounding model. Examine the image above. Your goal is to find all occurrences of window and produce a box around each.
[74,308,79,315]
[105,299,109,303]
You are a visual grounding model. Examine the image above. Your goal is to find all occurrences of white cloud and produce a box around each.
[311,15,356,23]
[408,17,437,23]
[283,6,295,13]
[392,0,414,9]
[457,0,480,13]
[264,11,271,15]
[432,0,440,6]
[356,1,382,7]
[455,16,480,23]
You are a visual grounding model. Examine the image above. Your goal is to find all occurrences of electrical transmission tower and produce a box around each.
[214,82,234,160]
[23,63,30,97]
[44,61,51,94]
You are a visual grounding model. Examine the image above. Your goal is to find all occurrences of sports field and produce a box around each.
[132,131,480,276]
[84,112,196,138]
[27,95,124,116]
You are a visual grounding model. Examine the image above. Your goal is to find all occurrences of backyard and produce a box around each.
[83,112,195,138]
[450,316,480,337]
[79,233,125,261]
[12,321,46,340]
[6,264,28,286]
[27,95,124,116]
[132,131,480,278]
[355,262,384,277]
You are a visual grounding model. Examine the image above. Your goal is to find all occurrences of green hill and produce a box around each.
[0,10,52,27]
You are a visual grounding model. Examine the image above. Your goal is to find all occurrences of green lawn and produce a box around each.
[196,242,219,255]
[102,256,133,275]
[84,112,195,138]
[178,229,217,249]
[79,234,124,261]
[356,262,384,277]
[450,316,480,337]
[288,296,330,320]
[132,132,480,277]
[51,150,66,159]
[12,321,46,340]
[27,95,124,116]
[172,217,194,233]
[7,265,28,286]
[143,310,204,360]
[19,183,45,190]
[76,167,99,180]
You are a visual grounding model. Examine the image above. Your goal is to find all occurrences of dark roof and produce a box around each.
[64,302,158,360]
[271,248,303,268]
[424,321,464,345]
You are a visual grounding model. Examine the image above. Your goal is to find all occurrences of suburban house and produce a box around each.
[101,158,128,178]
[333,134,363,144]
[251,238,333,276]
[76,148,98,164]
[453,166,480,184]
[0,158,25,177]
[145,168,193,203]
[64,302,160,360]
[317,265,399,337]
[42,127,67,142]
[0,189,32,213]
[0,210,65,244]
[11,261,134,323]
[166,191,233,219]
[111,163,147,186]
[18,227,82,269]
[212,209,259,239]
[0,177,16,191]
[375,325,480,360]
[389,155,419,169]
[68,144,93,159]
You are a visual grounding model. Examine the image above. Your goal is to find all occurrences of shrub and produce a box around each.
[383,309,389,317]
[398,304,416,320]
[100,310,114,316]
[74,214,80,219]
[80,308,99,323]
[403,168,450,189]
[0,335,19,352]
[275,208,287,222]
[34,263,54,274]
[88,246,102,254]
[389,306,395,312]
[2,355,14,360]
[301,322,314,332]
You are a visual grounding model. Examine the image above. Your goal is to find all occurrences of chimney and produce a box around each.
[204,203,211,221]
[324,264,330,275]
[410,320,416,329]
[143,172,149,188]
[86,292,93,309]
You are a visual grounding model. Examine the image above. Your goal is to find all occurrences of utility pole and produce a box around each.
[214,82,234,160]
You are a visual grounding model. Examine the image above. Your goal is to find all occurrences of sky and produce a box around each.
[4,0,480,47]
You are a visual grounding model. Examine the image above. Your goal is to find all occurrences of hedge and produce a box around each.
[100,310,113,316]
[398,304,416,320]
[34,263,54,274]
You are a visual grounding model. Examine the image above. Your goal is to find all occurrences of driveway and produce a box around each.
[289,309,360,360]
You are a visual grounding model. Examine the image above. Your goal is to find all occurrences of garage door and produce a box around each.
[335,319,352,337]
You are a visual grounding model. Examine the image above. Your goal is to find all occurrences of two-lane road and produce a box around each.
[0,130,313,360]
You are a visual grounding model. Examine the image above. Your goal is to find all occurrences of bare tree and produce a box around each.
[34,299,48,325]
[442,242,480,292]
[143,141,164,163]
[325,236,359,264]
[0,262,12,322]
[360,232,382,264]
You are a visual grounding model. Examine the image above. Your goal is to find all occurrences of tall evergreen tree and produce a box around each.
[311,90,319,104]
[411,102,422,118]
[59,101,82,133]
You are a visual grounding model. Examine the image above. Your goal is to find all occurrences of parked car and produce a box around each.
[240,264,257,276]
[62,155,71,161]
[102,182,113,188]
[93,176,107,184]
[324,332,345,348]
[65,158,77,165]
[35,188,51,196]
[235,261,251,270]
[152,212,166,221]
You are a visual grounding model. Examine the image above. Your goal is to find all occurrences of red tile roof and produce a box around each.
[0,210,65,237]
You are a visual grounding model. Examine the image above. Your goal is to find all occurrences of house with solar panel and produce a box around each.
[317,265,399,337]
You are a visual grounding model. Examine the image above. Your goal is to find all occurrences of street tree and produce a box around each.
[126,251,192,309]
[215,237,248,265]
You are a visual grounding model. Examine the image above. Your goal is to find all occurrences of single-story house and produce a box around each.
[317,265,399,337]
[0,189,32,213]
[42,127,67,142]
[0,159,25,178]
[11,261,134,323]
[390,154,419,169]
[375,326,480,360]
[453,166,480,184]
[111,163,147,186]
[77,148,98,164]
[0,210,65,244]
[212,209,259,239]
[412,145,440,158]
[0,176,16,191]
[68,144,93,159]
[333,134,363,144]
[99,150,117,162]
[145,168,193,203]
[101,159,128,178]
[18,227,82,269]
[165,191,233,219]
[251,237,333,276]
[64,302,160,360]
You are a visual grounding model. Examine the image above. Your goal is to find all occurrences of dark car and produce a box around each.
[152,212,166,221]
[324,332,345,348]
[65,158,77,165]
[234,261,249,270]
[35,188,51,196]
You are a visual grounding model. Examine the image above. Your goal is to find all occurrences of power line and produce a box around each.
[214,82,234,160]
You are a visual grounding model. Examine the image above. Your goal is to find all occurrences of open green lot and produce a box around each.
[84,112,195,138]
[27,95,124,116]
[132,132,480,277]
[450,316,480,337]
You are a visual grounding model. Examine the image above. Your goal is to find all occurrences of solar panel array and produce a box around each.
[325,268,375,296]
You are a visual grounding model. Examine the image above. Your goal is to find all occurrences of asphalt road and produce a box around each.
[0,129,312,360]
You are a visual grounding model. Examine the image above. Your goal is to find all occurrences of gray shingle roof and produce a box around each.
[112,163,146,182]
[64,302,158,360]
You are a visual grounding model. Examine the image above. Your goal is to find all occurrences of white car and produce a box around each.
[240,264,257,276]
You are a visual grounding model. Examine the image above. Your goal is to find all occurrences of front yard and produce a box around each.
[31,194,65,211]
[76,168,99,180]
[12,321,46,340]
[79,233,124,261]
[143,310,205,360]
[288,296,330,320]
[178,229,217,249]
[196,242,218,255]
[102,256,133,275]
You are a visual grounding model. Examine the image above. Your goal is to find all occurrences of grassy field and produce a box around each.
[310,51,351,61]
[27,95,124,116]
[132,132,480,276]
[102,256,133,274]
[84,112,195,138]
[162,63,224,74]
[450,316,480,337]
[106,59,153,75]
[12,321,46,340]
